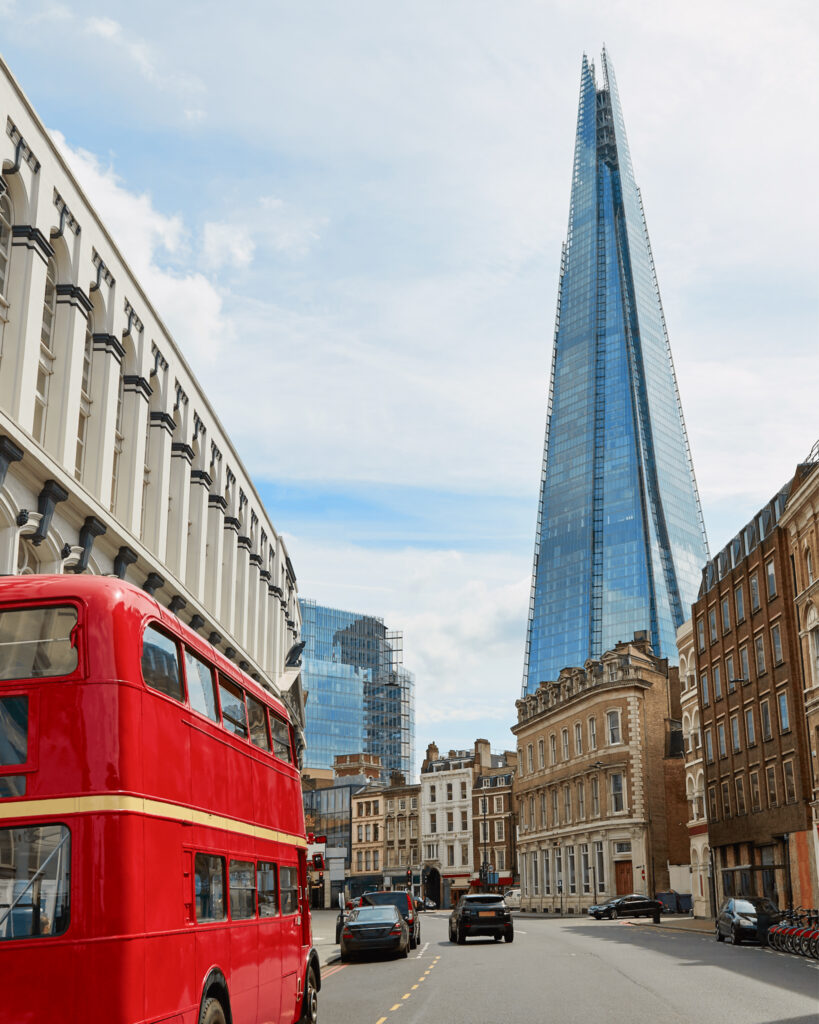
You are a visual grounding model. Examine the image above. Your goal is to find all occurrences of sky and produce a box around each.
[2,0,817,774]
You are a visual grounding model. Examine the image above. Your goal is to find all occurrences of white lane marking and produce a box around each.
[416,941,430,958]
[516,930,527,934]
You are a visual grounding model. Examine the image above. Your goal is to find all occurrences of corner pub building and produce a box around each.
[0,56,303,714]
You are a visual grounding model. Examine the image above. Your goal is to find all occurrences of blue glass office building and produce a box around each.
[523,50,709,694]
[300,599,416,780]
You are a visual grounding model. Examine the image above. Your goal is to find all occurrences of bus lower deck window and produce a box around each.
[195,853,226,922]
[0,824,71,940]
[279,866,298,915]
[229,860,256,920]
[257,862,279,916]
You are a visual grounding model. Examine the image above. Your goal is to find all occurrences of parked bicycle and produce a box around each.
[767,907,819,958]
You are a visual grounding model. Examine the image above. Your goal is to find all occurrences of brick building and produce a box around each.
[512,634,688,915]
[778,444,819,900]
[472,740,517,892]
[677,618,712,916]
[694,481,815,909]
[349,782,385,895]
[383,773,421,892]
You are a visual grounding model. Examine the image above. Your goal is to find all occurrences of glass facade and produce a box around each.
[300,599,415,780]
[523,51,708,694]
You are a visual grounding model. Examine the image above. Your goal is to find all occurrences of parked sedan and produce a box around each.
[591,894,662,921]
[362,890,421,948]
[449,893,514,944]
[715,897,781,945]
[339,905,410,961]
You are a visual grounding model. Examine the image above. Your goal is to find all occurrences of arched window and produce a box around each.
[0,190,12,299]
[34,257,58,444]
[75,317,94,480]
[110,364,124,513]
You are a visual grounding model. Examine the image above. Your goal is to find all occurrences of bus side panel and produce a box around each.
[1,943,77,1024]
[143,818,196,1022]
[257,914,284,1024]
[141,690,192,810]
[189,724,232,821]
[229,917,260,1023]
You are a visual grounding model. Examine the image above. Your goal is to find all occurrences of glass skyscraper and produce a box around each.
[523,50,709,694]
[300,599,416,780]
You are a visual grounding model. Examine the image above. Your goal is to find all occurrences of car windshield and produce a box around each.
[349,906,398,923]
[363,892,410,913]
[735,898,776,915]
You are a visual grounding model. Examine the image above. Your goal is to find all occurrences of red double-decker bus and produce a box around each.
[0,575,320,1024]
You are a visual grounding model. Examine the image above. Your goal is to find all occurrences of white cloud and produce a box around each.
[202,222,256,271]
[83,15,205,99]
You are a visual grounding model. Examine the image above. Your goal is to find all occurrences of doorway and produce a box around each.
[615,860,632,895]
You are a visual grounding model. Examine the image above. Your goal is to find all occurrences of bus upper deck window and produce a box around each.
[246,694,270,751]
[218,676,248,740]
[184,648,218,722]
[0,606,78,681]
[270,715,292,763]
[141,626,184,702]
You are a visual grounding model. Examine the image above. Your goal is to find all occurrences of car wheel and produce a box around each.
[457,926,466,945]
[731,925,742,946]
[505,929,514,943]
[611,908,618,920]
[409,933,416,950]
[594,912,602,920]
[494,933,502,942]
[401,941,409,959]
[715,924,725,942]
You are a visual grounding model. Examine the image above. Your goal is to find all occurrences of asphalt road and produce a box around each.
[316,911,819,1024]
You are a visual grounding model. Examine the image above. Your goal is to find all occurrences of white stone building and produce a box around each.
[420,744,474,908]
[677,618,712,917]
[0,58,303,728]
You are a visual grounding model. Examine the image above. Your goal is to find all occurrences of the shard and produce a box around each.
[523,50,709,694]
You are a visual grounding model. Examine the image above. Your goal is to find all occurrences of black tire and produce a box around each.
[493,933,502,941]
[409,933,416,950]
[594,912,602,920]
[457,926,466,945]
[505,930,514,943]
[611,908,618,920]
[731,925,742,946]
[715,925,725,942]
[298,966,319,1024]
[200,998,227,1024]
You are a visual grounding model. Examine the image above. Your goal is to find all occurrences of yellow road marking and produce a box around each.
[390,1005,401,1012]
[411,984,419,990]
[376,1019,387,1024]
[402,993,410,1000]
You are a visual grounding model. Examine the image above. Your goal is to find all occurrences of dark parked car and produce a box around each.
[339,905,409,961]
[715,897,781,945]
[362,890,421,948]
[591,894,662,921]
[449,893,514,944]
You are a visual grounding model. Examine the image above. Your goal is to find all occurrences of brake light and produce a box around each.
[342,929,353,938]
[389,926,402,936]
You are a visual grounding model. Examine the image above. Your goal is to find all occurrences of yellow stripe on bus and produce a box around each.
[0,794,307,848]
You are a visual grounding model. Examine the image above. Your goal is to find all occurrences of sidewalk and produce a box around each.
[641,915,715,935]
[309,909,342,968]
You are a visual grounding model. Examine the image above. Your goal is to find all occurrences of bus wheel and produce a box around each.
[199,998,227,1024]
[299,966,319,1024]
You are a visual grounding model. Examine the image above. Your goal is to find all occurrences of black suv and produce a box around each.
[362,890,421,949]
[449,893,513,944]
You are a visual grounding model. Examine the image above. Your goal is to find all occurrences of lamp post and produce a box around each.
[481,790,489,892]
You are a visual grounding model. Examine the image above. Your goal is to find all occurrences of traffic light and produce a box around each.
[406,868,412,883]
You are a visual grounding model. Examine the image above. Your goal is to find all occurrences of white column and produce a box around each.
[166,441,193,580]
